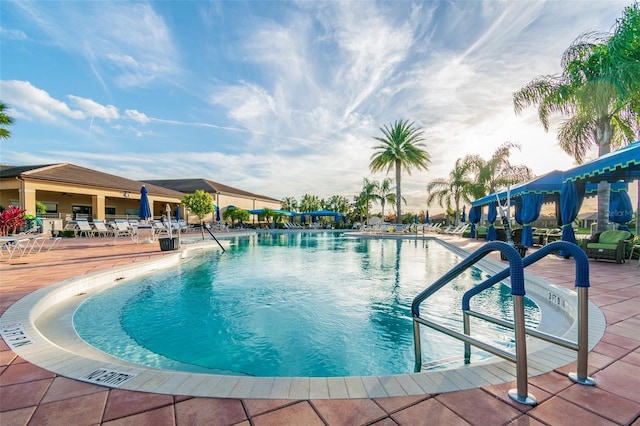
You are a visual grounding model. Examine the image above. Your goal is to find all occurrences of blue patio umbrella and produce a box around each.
[414,214,418,224]
[139,186,152,221]
[175,205,181,221]
[215,205,221,222]
[425,210,430,224]
[460,205,466,223]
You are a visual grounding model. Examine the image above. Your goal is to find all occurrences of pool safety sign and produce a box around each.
[80,368,138,387]
[0,323,34,349]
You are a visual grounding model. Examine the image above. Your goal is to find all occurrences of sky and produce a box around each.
[0,0,633,214]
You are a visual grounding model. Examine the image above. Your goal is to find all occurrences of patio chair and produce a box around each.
[581,230,633,264]
[111,220,132,238]
[92,220,114,237]
[75,219,94,237]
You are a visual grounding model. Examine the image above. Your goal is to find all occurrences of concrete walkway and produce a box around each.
[1,235,639,425]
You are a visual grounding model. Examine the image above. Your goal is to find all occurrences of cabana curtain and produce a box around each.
[520,193,545,247]
[486,202,497,241]
[560,181,586,252]
[468,205,481,238]
[609,190,633,231]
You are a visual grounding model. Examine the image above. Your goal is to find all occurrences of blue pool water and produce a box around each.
[74,232,540,377]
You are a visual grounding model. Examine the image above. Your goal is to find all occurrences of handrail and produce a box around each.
[411,240,594,406]
[412,241,534,404]
[461,241,593,386]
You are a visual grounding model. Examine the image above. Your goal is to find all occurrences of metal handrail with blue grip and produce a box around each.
[411,240,594,406]
[461,241,593,387]
[412,241,535,405]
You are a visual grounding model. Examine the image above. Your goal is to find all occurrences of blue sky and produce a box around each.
[0,0,631,213]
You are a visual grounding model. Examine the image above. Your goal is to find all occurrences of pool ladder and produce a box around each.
[412,241,595,406]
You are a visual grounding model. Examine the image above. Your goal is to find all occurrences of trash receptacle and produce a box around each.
[159,237,179,251]
[500,245,528,260]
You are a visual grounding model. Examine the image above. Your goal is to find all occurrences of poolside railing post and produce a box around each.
[413,320,422,372]
[463,312,471,363]
[569,286,596,385]
[508,295,537,406]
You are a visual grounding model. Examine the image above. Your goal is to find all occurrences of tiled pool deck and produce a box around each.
[1,234,639,425]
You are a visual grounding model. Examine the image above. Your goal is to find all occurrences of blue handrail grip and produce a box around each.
[412,242,524,317]
[461,241,590,310]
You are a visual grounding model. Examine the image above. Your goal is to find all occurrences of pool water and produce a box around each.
[74,232,540,377]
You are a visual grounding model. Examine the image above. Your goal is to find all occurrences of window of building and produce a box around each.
[105,207,116,215]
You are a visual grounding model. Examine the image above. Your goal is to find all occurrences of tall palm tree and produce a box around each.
[370,120,430,224]
[465,142,534,199]
[281,197,298,212]
[513,4,640,232]
[0,102,14,140]
[374,178,397,220]
[426,158,475,225]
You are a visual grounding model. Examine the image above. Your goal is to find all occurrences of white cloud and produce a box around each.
[0,80,84,121]
[0,26,27,40]
[125,109,150,124]
[68,95,119,122]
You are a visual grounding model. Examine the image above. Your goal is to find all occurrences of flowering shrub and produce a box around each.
[0,205,26,236]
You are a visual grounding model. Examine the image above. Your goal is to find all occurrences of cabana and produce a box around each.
[301,210,347,224]
[471,170,566,246]
[561,141,640,241]
[470,169,629,247]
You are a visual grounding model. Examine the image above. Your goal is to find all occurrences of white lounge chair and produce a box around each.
[75,219,94,237]
[92,220,114,237]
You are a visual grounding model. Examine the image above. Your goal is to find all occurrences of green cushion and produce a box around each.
[587,243,619,251]
[598,230,630,245]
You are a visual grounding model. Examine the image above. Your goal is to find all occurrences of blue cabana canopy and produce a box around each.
[247,209,296,216]
[304,210,347,223]
[472,170,566,207]
[562,141,640,184]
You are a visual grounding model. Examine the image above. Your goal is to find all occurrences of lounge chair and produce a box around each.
[111,220,132,238]
[451,224,469,236]
[92,220,114,237]
[75,219,94,237]
[581,230,633,264]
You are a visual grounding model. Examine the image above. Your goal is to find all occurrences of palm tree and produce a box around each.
[281,197,298,212]
[465,142,534,199]
[426,158,475,225]
[299,194,321,212]
[513,4,640,232]
[0,102,14,140]
[370,120,430,224]
[374,178,397,220]
[325,195,350,214]
[359,178,379,225]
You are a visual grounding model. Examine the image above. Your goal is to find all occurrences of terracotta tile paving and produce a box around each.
[1,236,639,425]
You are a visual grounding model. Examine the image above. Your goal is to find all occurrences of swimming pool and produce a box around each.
[73,232,540,377]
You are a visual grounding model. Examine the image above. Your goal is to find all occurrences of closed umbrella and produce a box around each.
[175,205,181,221]
[215,205,221,222]
[139,186,152,221]
[460,205,466,223]
[425,210,430,224]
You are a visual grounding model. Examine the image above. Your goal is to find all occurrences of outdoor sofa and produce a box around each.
[581,230,633,264]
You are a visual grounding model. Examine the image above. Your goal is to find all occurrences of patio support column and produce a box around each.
[20,181,36,215]
[92,195,105,221]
